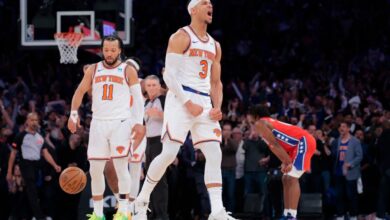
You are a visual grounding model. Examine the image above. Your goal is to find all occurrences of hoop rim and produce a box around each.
[54,32,84,40]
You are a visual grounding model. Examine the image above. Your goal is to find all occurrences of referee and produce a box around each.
[7,112,61,220]
[144,75,169,220]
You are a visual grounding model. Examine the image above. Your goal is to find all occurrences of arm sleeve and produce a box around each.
[129,83,145,125]
[163,53,190,104]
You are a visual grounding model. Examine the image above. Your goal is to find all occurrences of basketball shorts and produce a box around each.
[88,118,132,160]
[161,90,222,147]
[129,136,146,163]
[286,133,316,177]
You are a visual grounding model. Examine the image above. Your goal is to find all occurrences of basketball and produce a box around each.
[59,167,87,194]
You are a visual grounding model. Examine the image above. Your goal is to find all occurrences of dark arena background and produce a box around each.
[0,0,389,220]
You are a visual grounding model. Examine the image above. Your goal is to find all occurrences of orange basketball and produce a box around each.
[59,167,87,194]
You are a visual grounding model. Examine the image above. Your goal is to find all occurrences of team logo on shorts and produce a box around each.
[116,146,125,154]
[213,128,222,137]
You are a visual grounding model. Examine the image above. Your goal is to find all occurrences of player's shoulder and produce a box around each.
[167,28,191,53]
[170,28,191,43]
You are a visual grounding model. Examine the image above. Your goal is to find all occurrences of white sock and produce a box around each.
[284,209,289,216]
[208,187,224,214]
[118,196,128,214]
[93,199,104,217]
[137,175,157,202]
[289,209,297,218]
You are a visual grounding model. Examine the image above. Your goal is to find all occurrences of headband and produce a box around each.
[187,0,202,14]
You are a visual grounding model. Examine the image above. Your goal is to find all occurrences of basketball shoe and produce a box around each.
[208,209,237,220]
[129,199,149,220]
[86,212,106,220]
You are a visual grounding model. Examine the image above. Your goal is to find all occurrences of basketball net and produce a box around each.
[54,33,83,64]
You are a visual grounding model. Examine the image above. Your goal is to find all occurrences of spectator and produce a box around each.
[234,127,245,213]
[220,123,239,212]
[376,120,390,220]
[332,121,363,220]
[243,124,269,213]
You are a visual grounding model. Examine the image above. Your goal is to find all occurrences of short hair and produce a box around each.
[340,120,351,128]
[144,75,160,84]
[101,35,124,50]
[248,104,271,118]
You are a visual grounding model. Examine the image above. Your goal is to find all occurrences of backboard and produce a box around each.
[20,0,132,47]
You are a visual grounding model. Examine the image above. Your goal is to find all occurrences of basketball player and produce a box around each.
[132,0,235,219]
[67,36,145,220]
[103,57,147,205]
[247,105,317,220]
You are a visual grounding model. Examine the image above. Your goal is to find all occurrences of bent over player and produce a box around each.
[248,105,316,220]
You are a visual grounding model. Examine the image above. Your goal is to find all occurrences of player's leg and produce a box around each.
[135,92,191,205]
[88,119,111,219]
[192,115,236,220]
[129,136,146,201]
[283,135,316,219]
[110,118,133,217]
[129,161,142,201]
[104,160,119,199]
[137,138,181,202]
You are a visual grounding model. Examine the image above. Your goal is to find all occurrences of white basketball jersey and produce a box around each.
[179,26,217,94]
[92,61,131,120]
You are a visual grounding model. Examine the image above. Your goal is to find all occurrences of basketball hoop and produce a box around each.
[54,33,83,64]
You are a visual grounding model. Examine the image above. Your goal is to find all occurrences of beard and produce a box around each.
[103,55,120,66]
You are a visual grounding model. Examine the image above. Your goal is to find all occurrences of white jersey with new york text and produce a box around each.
[91,61,131,120]
[179,26,217,94]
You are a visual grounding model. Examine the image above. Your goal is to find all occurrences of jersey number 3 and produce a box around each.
[199,60,208,79]
[102,84,114,100]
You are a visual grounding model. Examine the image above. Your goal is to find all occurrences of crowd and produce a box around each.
[0,0,389,219]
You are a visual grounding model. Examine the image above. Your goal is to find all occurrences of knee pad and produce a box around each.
[89,160,107,196]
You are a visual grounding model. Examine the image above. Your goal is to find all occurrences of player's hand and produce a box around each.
[209,108,222,121]
[184,100,203,117]
[53,164,62,173]
[6,172,13,184]
[131,124,146,148]
[67,111,81,133]
[280,163,293,174]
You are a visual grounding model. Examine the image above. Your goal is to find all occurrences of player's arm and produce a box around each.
[67,64,94,133]
[210,42,223,109]
[255,120,292,166]
[209,42,223,121]
[126,65,146,147]
[164,30,191,104]
[126,65,144,125]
